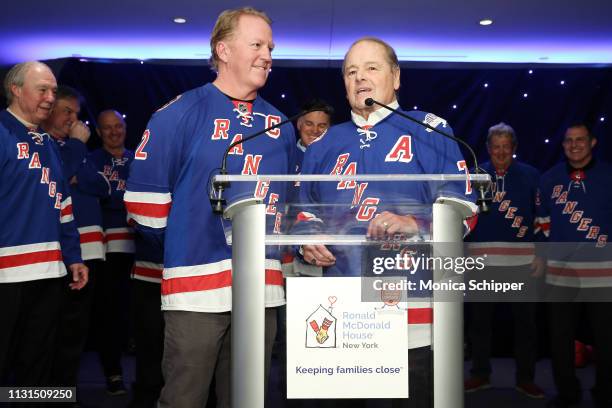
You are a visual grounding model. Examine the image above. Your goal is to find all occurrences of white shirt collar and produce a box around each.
[296,139,307,152]
[351,100,400,128]
[7,108,37,130]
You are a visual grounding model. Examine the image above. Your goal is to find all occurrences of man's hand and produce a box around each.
[301,245,336,267]
[68,263,89,290]
[367,211,419,240]
[68,120,91,144]
[530,256,546,278]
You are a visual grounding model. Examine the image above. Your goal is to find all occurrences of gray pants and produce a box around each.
[158,308,277,408]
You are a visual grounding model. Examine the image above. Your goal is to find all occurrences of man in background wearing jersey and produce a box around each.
[42,85,109,391]
[1,61,87,387]
[535,123,612,408]
[89,109,134,395]
[464,122,544,399]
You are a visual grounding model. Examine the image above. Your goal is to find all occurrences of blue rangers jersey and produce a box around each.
[0,110,82,282]
[467,160,540,266]
[296,104,476,348]
[51,135,111,260]
[124,83,296,312]
[89,148,135,253]
[536,159,612,288]
[132,233,163,284]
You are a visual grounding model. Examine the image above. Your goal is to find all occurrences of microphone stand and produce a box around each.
[210,109,318,214]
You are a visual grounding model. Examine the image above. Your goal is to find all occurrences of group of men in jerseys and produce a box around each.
[1,6,610,408]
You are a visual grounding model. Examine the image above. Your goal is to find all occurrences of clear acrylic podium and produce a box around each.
[212,173,489,408]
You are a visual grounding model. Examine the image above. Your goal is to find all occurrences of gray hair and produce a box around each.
[487,122,517,147]
[3,61,51,105]
[342,37,400,75]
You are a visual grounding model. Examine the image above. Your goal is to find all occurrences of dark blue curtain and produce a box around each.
[3,58,611,172]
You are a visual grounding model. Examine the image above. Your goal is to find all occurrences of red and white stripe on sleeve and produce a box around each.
[124,191,172,229]
[78,225,105,261]
[546,259,612,288]
[468,242,535,266]
[60,196,74,224]
[133,260,164,284]
[105,227,135,253]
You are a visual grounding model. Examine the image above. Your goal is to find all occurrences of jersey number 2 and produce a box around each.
[135,130,150,160]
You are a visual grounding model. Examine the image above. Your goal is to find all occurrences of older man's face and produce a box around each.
[97,112,126,150]
[12,65,57,125]
[343,40,399,119]
[46,97,80,138]
[487,134,515,171]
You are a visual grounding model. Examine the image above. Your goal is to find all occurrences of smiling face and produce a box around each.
[343,40,400,119]
[10,64,57,125]
[297,110,331,147]
[97,111,126,151]
[563,125,596,168]
[45,97,80,138]
[217,14,274,99]
[487,133,515,171]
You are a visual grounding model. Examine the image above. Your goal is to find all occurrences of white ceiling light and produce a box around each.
[173,17,187,24]
[479,19,493,26]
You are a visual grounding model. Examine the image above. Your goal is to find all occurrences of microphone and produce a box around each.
[210,108,319,214]
[364,98,491,213]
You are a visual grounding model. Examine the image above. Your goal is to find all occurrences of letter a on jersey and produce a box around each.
[385,136,413,163]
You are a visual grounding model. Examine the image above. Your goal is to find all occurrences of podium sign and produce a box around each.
[213,173,489,408]
[286,277,408,399]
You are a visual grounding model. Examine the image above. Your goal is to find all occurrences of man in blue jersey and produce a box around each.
[284,98,334,241]
[295,98,333,170]
[277,98,334,401]
[297,37,476,408]
[125,7,296,408]
[464,122,544,398]
[536,123,612,408]
[42,85,109,391]
[0,62,87,387]
[90,109,134,395]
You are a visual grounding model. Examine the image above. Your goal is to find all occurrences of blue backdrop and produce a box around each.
[2,58,610,172]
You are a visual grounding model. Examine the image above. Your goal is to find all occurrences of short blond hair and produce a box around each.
[342,37,400,75]
[209,7,271,72]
